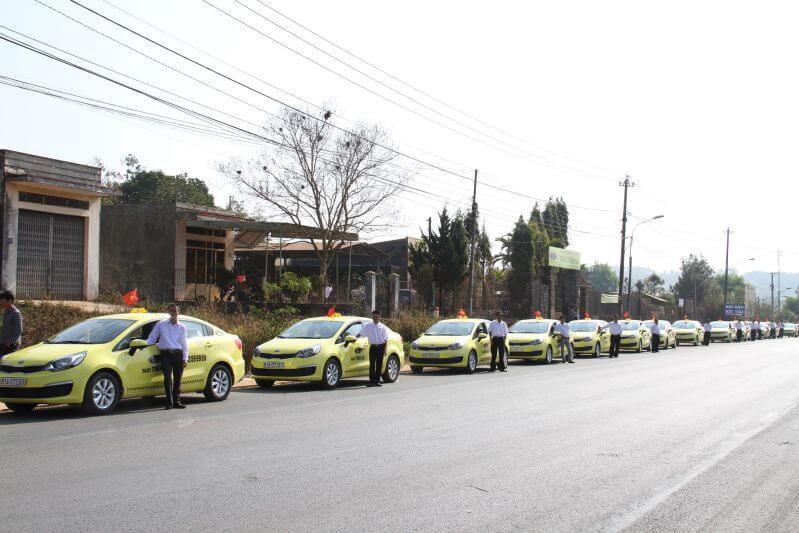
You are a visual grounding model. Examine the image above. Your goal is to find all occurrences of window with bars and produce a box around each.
[186,240,226,284]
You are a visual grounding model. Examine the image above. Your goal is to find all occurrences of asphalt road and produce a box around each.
[3,339,799,532]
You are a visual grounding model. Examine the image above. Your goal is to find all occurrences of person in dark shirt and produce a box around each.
[0,290,22,359]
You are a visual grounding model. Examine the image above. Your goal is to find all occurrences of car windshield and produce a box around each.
[710,321,728,328]
[278,320,343,339]
[569,322,597,332]
[45,318,136,344]
[509,321,550,334]
[622,321,640,330]
[673,321,694,328]
[425,321,474,336]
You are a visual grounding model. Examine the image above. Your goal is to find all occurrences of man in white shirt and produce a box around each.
[650,318,661,353]
[554,316,574,364]
[752,320,760,341]
[702,320,712,346]
[769,320,777,339]
[361,310,389,387]
[778,322,785,338]
[147,304,189,409]
[734,317,744,342]
[607,316,623,358]
[488,311,509,372]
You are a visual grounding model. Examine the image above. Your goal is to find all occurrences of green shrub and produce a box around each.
[384,312,438,343]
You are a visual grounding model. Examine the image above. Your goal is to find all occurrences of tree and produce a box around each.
[104,155,215,207]
[502,216,534,317]
[672,254,721,319]
[586,262,619,292]
[221,107,405,300]
[635,273,667,298]
[542,197,569,248]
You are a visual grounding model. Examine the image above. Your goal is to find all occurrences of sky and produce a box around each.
[2,0,798,280]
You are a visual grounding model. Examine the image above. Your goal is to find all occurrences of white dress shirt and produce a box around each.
[607,322,623,335]
[650,323,661,335]
[554,323,570,338]
[703,322,711,331]
[147,319,189,361]
[361,321,389,345]
[735,321,743,331]
[488,320,509,337]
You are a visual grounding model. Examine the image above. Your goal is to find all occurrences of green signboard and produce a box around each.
[548,246,581,270]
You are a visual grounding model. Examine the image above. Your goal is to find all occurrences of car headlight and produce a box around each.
[529,339,542,345]
[43,351,87,372]
[411,341,419,350]
[296,345,322,358]
[448,342,463,350]
[253,347,262,358]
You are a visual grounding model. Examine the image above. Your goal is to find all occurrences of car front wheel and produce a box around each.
[82,371,121,415]
[204,364,232,401]
[5,402,36,414]
[594,343,601,358]
[383,354,400,383]
[545,345,553,364]
[465,351,478,374]
[321,358,341,389]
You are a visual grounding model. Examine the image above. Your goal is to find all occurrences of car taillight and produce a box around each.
[234,338,243,351]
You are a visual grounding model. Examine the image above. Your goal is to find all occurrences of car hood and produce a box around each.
[258,338,332,353]
[414,335,470,346]
[507,333,548,342]
[571,332,597,339]
[0,343,96,367]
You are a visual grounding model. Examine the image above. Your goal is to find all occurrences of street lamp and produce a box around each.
[626,215,665,313]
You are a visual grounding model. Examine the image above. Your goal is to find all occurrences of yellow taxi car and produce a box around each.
[251,316,404,389]
[672,320,704,346]
[507,318,560,363]
[409,318,498,373]
[0,312,245,415]
[569,319,610,357]
[708,321,734,342]
[643,319,677,350]
[620,319,652,352]
[783,323,797,338]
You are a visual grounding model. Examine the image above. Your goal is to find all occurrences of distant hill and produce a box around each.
[627,267,799,299]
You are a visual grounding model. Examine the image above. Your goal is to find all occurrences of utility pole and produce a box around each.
[722,227,730,317]
[617,175,634,315]
[777,250,782,314]
[427,217,432,238]
[467,169,478,315]
[770,272,775,316]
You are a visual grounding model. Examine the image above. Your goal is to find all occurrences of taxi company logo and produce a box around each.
[17,360,24,365]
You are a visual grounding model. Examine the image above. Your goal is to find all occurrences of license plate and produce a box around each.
[423,352,439,358]
[0,377,26,387]
[510,346,525,352]
[263,361,284,369]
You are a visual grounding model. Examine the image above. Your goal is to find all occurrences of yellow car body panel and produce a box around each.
[709,321,734,342]
[507,319,560,361]
[408,318,494,369]
[569,319,611,356]
[619,319,652,352]
[672,320,704,345]
[643,320,677,349]
[251,316,404,385]
[0,313,245,409]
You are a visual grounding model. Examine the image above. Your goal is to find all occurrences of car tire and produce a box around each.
[465,350,478,374]
[502,351,509,369]
[5,402,36,414]
[204,364,232,401]
[693,336,699,346]
[321,358,341,389]
[410,365,423,374]
[545,345,553,364]
[636,340,642,353]
[82,371,121,415]
[255,379,275,389]
[382,354,401,383]
[594,343,601,358]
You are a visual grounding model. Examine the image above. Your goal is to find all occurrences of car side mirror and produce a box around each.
[477,332,488,340]
[344,335,357,345]
[128,338,148,356]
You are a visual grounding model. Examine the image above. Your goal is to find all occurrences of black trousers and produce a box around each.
[770,329,776,339]
[369,343,386,383]
[702,332,711,346]
[0,343,19,360]
[651,334,660,353]
[750,329,757,341]
[161,350,184,406]
[609,334,621,357]
[736,330,743,342]
[491,337,507,370]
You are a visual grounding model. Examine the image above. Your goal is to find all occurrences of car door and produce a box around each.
[598,322,610,351]
[120,321,161,398]
[475,322,491,362]
[182,320,213,391]
[339,321,368,377]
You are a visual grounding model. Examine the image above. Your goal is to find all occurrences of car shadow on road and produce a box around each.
[234,380,377,394]
[0,395,211,425]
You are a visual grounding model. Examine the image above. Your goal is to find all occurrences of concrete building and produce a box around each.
[0,150,111,299]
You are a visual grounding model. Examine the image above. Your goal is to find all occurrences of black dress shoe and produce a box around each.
[164,405,173,410]
[174,403,186,409]
[366,382,377,387]
[375,382,382,387]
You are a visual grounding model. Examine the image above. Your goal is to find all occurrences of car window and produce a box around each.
[115,321,158,351]
[184,320,209,339]
[342,322,362,339]
[475,323,487,337]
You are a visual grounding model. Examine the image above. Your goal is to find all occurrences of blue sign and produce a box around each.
[724,304,745,317]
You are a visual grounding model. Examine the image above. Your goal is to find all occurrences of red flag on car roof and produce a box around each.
[327,306,336,317]
[123,289,139,307]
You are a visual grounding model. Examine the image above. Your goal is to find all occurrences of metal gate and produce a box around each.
[17,210,85,299]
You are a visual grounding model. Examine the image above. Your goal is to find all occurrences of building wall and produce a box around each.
[100,204,177,303]
[1,182,101,299]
